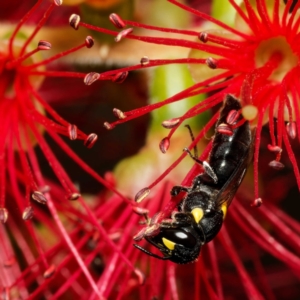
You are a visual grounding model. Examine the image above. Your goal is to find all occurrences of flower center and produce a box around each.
[0,57,16,98]
[0,37,46,150]
[0,35,46,98]
[255,36,298,81]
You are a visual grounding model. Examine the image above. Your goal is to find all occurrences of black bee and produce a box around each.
[134,95,253,264]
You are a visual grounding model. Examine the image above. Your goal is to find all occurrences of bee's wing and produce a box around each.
[215,130,255,209]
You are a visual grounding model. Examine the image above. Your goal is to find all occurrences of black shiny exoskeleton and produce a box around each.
[134,95,253,264]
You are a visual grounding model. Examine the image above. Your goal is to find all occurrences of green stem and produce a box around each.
[148,64,209,136]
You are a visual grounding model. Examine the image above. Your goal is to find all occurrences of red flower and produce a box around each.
[73,0,300,202]
[63,0,300,298]
[0,0,101,221]
[0,1,132,298]
[2,0,300,299]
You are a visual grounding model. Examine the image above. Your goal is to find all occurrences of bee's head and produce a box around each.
[135,226,204,264]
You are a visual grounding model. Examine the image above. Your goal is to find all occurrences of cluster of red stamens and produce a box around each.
[68,0,300,205]
[1,0,300,299]
[0,2,139,296]
[0,0,107,222]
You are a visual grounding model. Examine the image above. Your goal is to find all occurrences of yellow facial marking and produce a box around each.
[191,207,204,223]
[162,238,175,251]
[221,205,227,219]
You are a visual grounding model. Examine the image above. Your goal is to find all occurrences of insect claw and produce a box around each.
[170,185,190,196]
[184,146,218,183]
[184,124,199,158]
[183,148,204,165]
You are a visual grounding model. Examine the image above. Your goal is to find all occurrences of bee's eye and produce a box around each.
[162,229,197,249]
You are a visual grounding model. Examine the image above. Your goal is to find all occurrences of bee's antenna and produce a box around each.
[133,244,170,260]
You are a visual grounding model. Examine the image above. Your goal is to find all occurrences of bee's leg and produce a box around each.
[159,212,192,228]
[183,147,218,184]
[172,212,193,225]
[132,207,151,224]
[183,125,218,183]
[184,124,198,158]
[170,185,190,196]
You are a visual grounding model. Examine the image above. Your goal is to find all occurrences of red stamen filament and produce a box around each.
[19,2,56,57]
[20,41,90,71]
[168,0,254,40]
[6,48,40,69]
[8,0,43,58]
